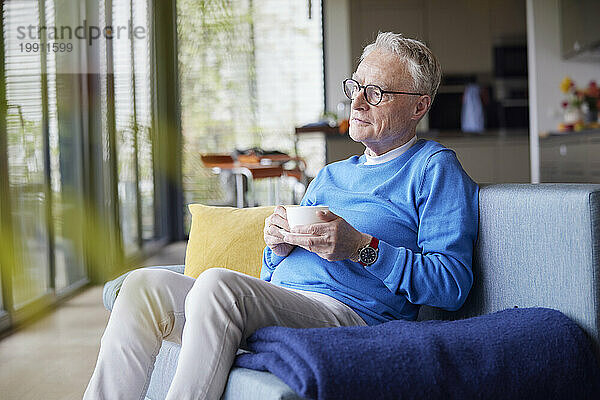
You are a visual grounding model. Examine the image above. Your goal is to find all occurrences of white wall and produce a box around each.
[526,0,600,182]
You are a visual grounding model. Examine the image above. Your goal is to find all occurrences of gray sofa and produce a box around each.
[103,184,600,400]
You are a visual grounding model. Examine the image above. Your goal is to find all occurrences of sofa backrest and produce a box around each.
[418,184,600,358]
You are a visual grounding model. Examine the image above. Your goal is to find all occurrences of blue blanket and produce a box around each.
[235,308,600,400]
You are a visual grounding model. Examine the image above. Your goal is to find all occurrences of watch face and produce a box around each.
[359,247,378,265]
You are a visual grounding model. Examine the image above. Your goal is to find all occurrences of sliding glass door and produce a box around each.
[113,0,155,254]
[4,0,52,308]
[0,0,172,333]
[47,0,87,293]
[133,0,155,241]
[178,0,324,228]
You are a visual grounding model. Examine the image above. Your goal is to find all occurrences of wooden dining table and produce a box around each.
[201,154,303,208]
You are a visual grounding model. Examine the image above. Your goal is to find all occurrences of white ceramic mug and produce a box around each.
[284,205,329,229]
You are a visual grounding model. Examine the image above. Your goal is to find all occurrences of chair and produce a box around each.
[200,154,285,208]
[282,157,307,205]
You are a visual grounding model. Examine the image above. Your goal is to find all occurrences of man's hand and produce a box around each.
[283,210,371,262]
[264,206,295,257]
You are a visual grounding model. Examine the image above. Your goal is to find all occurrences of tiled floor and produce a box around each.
[0,241,188,400]
[0,286,109,400]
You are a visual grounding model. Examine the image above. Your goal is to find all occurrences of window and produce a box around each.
[0,0,168,333]
[178,0,324,230]
[132,0,155,241]
[45,0,87,293]
[113,0,139,252]
[112,0,155,253]
[4,0,51,307]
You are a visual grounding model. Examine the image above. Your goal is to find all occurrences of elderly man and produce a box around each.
[84,32,478,400]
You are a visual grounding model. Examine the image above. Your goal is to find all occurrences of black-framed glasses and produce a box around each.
[343,78,423,106]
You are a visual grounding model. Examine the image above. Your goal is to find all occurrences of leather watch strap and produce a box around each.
[368,236,379,250]
[358,237,379,266]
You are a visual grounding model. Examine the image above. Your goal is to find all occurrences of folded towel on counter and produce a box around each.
[235,307,600,400]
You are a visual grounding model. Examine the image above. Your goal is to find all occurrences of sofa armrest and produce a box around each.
[418,184,600,359]
[102,265,186,311]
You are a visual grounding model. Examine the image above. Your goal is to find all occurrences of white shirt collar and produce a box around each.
[363,136,417,165]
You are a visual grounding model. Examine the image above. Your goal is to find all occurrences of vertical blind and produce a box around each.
[3,0,51,307]
[0,0,165,325]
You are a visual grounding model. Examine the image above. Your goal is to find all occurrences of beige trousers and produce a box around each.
[83,267,366,400]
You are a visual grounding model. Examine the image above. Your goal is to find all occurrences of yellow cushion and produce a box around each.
[184,204,276,279]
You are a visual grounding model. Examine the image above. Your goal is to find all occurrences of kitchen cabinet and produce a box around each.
[540,131,600,183]
[323,132,530,184]
[560,0,600,59]
[433,136,530,184]
[349,0,526,74]
[590,137,600,179]
[325,135,364,166]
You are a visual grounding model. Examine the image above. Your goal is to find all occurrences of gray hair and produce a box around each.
[360,32,442,103]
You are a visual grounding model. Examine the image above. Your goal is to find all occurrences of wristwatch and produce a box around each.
[357,237,379,266]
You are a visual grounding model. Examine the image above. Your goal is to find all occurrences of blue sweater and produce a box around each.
[261,139,479,325]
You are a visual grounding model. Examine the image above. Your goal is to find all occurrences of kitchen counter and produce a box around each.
[422,133,530,184]
[540,128,600,139]
[419,129,529,139]
[540,130,600,183]
[296,124,529,139]
[294,124,531,183]
[319,130,530,184]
